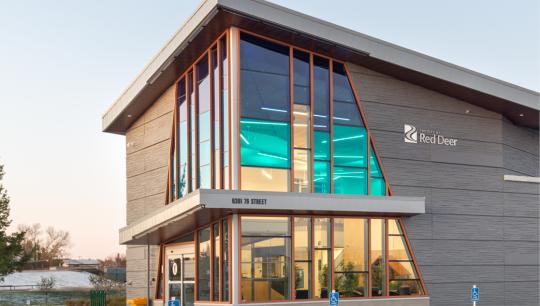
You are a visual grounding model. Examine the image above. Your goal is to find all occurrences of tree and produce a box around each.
[17,222,71,265]
[89,273,124,292]
[99,253,126,270]
[37,276,56,306]
[0,164,29,280]
[18,223,42,261]
[41,226,71,264]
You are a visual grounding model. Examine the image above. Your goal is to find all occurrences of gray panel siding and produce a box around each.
[349,62,539,306]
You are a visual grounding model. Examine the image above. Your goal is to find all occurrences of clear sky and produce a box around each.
[0,0,538,259]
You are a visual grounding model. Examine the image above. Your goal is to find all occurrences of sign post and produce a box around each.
[471,285,479,305]
[329,290,339,306]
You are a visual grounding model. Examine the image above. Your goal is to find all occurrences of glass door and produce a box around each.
[166,249,195,306]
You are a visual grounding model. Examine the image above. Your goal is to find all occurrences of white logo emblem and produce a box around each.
[404,124,417,143]
[172,261,178,276]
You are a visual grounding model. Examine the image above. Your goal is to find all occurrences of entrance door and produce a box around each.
[165,244,195,306]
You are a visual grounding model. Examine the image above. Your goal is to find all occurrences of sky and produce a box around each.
[0,0,538,259]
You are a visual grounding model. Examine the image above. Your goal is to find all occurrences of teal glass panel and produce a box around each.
[369,145,386,195]
[313,131,330,161]
[333,125,367,168]
[333,167,367,195]
[240,119,290,168]
[370,177,386,196]
[313,161,330,193]
[370,146,382,177]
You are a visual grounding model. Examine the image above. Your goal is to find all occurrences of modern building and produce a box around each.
[101,1,540,306]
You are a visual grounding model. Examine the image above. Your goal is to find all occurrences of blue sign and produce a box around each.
[329,291,339,306]
[168,299,180,306]
[471,286,479,302]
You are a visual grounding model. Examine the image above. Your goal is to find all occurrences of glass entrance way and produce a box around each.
[165,245,195,306]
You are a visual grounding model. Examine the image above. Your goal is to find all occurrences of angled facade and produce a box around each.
[102,1,540,306]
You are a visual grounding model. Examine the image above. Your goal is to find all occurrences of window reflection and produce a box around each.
[177,78,188,198]
[333,218,368,297]
[293,50,310,104]
[197,228,211,300]
[241,217,291,302]
[294,218,311,299]
[197,56,211,189]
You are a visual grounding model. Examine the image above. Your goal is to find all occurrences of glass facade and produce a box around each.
[167,30,389,201]
[240,33,291,191]
[159,29,426,304]
[239,216,424,303]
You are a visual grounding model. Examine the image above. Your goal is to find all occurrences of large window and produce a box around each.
[313,57,331,194]
[240,216,425,302]
[292,50,311,193]
[313,218,331,298]
[241,216,291,302]
[293,217,311,299]
[166,32,231,203]
[332,62,367,195]
[333,218,368,297]
[197,56,211,189]
[168,31,389,201]
[240,32,291,191]
[194,217,230,303]
[177,78,188,198]
[388,219,424,295]
[197,227,211,301]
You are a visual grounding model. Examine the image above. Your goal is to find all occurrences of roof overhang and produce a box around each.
[119,189,426,245]
[102,0,539,134]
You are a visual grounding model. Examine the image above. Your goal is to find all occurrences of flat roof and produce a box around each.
[103,0,539,134]
[120,189,426,245]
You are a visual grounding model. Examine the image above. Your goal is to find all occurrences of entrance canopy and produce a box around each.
[119,189,425,245]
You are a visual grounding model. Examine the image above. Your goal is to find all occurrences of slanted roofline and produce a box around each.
[102,0,539,134]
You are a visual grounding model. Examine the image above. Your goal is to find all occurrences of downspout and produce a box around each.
[147,235,151,306]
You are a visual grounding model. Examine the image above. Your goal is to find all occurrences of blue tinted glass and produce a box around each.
[293,50,310,104]
[333,167,367,195]
[333,101,363,126]
[240,33,290,122]
[333,125,367,168]
[189,72,197,190]
[332,62,364,127]
[177,78,188,197]
[240,119,290,168]
[198,56,211,189]
[313,56,329,131]
[332,62,355,103]
[314,161,330,193]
